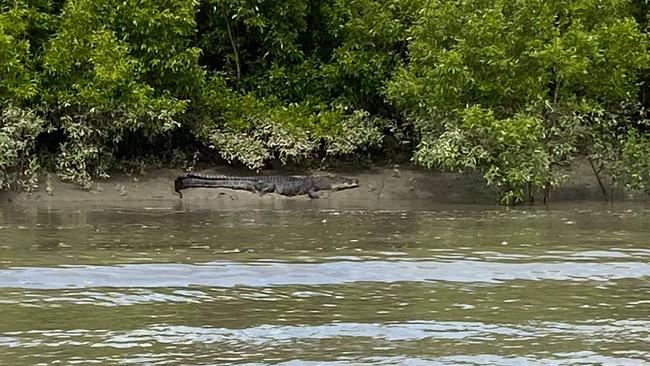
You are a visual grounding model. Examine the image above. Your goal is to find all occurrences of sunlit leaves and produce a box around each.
[0,2,37,101]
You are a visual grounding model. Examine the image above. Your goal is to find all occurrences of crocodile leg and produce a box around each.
[307,188,320,199]
[254,181,276,195]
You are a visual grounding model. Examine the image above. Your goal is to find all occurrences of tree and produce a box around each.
[386,0,649,203]
[40,0,202,184]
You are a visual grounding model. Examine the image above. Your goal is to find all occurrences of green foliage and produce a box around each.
[38,0,200,182]
[0,107,46,190]
[414,107,554,204]
[197,0,414,109]
[1,0,650,205]
[622,127,650,193]
[0,1,38,101]
[387,0,650,202]
[193,77,383,168]
[322,0,416,110]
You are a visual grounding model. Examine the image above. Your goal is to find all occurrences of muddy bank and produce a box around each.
[0,160,646,210]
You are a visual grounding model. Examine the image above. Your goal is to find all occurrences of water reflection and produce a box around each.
[0,259,649,289]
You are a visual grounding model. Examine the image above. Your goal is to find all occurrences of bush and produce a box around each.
[193,81,384,168]
[0,107,45,190]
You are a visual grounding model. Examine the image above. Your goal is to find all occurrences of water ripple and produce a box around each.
[4,320,647,346]
[0,260,648,289]
[3,321,648,364]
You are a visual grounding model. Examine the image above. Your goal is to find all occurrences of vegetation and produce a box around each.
[0,0,649,203]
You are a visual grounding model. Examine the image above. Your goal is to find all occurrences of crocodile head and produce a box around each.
[320,174,359,191]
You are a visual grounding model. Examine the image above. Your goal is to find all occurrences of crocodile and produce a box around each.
[174,173,359,199]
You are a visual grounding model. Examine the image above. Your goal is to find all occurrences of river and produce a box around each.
[1,203,649,365]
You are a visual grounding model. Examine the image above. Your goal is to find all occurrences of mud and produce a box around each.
[0,160,645,210]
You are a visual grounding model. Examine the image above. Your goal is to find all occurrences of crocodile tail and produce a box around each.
[174,176,185,198]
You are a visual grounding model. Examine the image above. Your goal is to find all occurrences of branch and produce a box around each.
[588,157,608,199]
[223,12,241,81]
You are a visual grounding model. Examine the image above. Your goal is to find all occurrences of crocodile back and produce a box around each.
[183,173,309,182]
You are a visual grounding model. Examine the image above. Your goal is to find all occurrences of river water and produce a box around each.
[1,203,649,365]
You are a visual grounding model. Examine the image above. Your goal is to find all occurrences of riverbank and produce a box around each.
[0,160,646,210]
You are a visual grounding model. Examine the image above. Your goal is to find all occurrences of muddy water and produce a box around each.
[0,204,649,365]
